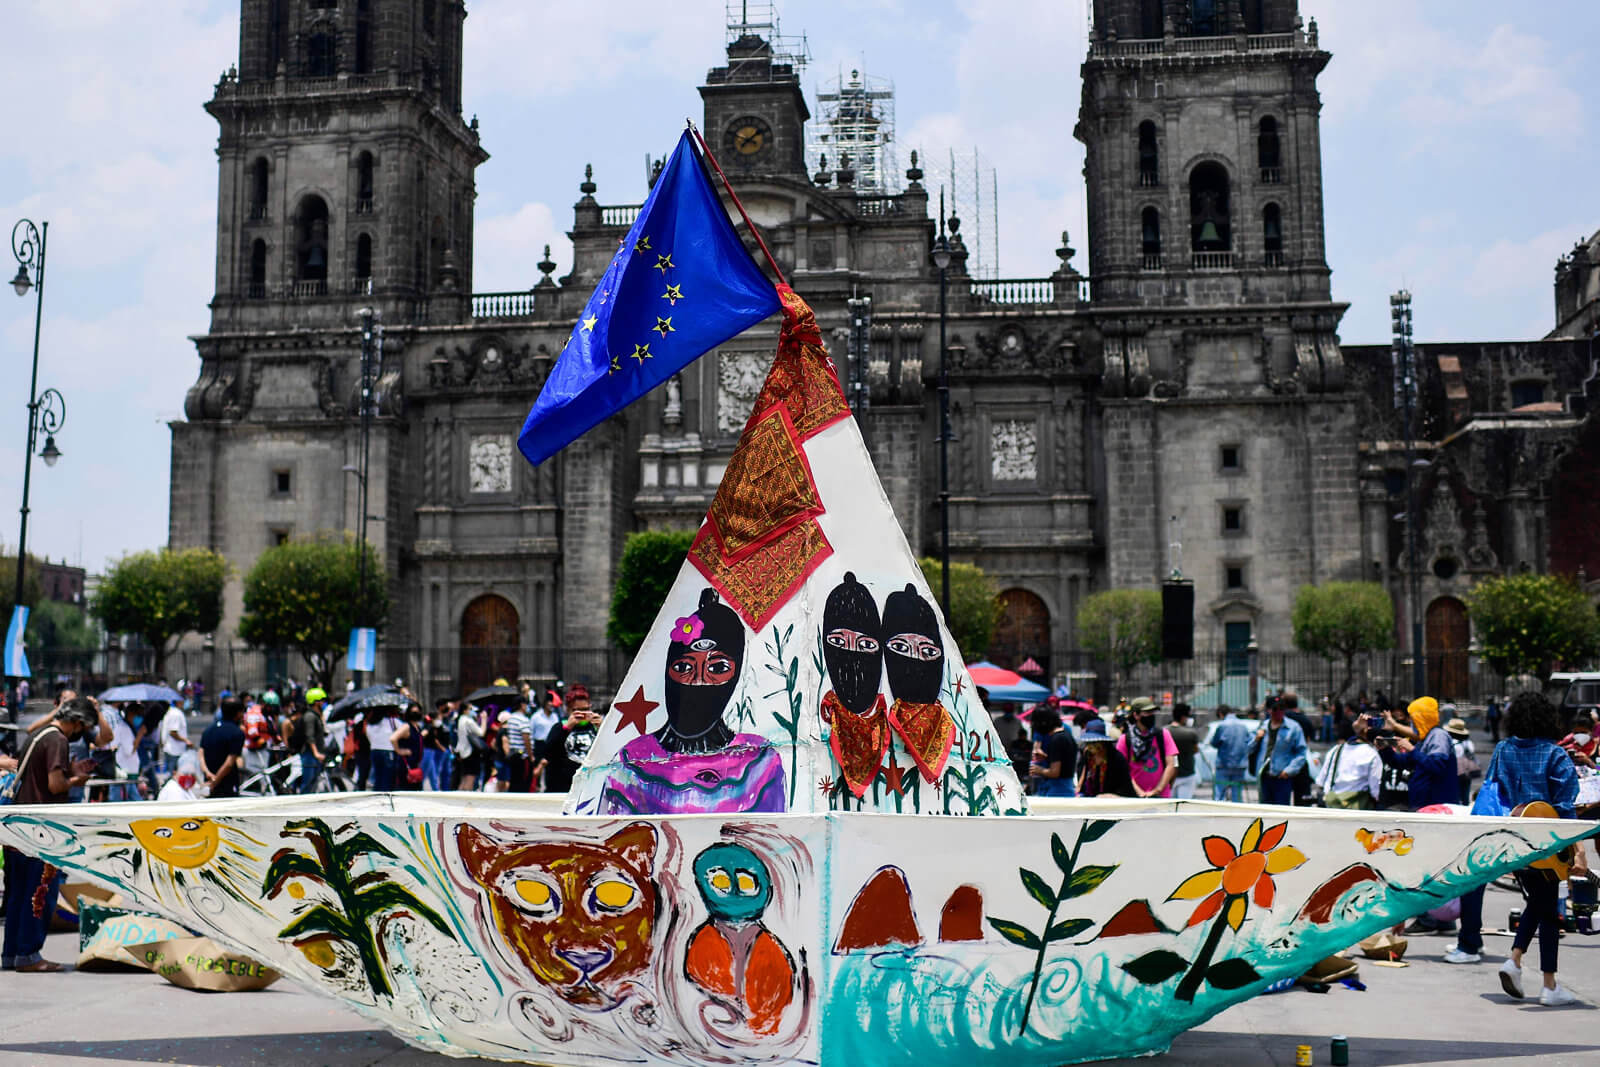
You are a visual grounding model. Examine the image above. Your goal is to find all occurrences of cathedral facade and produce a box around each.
[169,1,1597,699]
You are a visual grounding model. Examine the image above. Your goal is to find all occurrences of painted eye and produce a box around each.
[510,879,559,917]
[734,870,759,895]
[706,653,736,679]
[825,630,850,649]
[591,879,636,912]
[154,827,173,838]
[708,867,732,894]
[887,636,913,656]
[856,636,880,654]
[669,657,696,678]
[181,821,201,832]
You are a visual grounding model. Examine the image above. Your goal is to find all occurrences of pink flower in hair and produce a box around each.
[672,614,704,643]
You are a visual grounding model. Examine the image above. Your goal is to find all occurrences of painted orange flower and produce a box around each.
[1168,818,1307,932]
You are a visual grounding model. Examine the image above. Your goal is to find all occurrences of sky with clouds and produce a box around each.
[0,0,1594,575]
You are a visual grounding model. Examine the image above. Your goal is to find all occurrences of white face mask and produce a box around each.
[1574,733,1592,746]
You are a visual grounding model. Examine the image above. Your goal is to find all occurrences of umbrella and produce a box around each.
[1016,656,1045,676]
[965,661,1051,704]
[325,684,413,723]
[99,683,182,705]
[463,684,520,705]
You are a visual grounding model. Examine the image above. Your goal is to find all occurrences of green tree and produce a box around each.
[238,536,389,689]
[0,554,44,623]
[1466,572,1600,682]
[94,547,228,678]
[1076,589,1162,690]
[918,558,999,664]
[1291,581,1396,700]
[607,530,694,654]
[27,600,98,653]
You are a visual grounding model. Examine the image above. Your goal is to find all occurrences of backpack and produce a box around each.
[243,705,271,749]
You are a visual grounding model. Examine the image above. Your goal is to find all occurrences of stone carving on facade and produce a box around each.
[185,358,237,421]
[1466,502,1498,571]
[425,340,546,394]
[468,434,514,494]
[717,351,770,435]
[954,325,1068,376]
[896,323,924,403]
[311,357,342,416]
[1054,405,1073,491]
[867,323,894,402]
[991,419,1038,482]
[222,361,263,420]
[1101,333,1151,397]
[1425,479,1465,558]
[663,375,683,431]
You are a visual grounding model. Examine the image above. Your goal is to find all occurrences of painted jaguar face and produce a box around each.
[457,823,658,1007]
[132,818,221,869]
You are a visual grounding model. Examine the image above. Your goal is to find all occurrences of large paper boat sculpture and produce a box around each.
[2,291,1595,1066]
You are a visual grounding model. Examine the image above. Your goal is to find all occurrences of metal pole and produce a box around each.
[1393,290,1425,697]
[356,308,375,686]
[937,200,951,619]
[12,221,46,622]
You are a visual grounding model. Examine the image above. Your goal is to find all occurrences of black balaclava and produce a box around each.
[883,583,944,704]
[659,588,744,753]
[822,572,883,714]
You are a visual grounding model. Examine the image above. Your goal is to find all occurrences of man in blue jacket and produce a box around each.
[1248,698,1307,805]
[1380,696,1457,810]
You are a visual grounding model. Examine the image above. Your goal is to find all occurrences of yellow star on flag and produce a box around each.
[634,235,651,253]
[654,253,674,272]
[631,342,653,364]
[608,354,621,376]
[581,314,598,332]
[654,316,675,338]
[663,283,684,305]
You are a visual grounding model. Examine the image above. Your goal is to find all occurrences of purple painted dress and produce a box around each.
[599,734,787,814]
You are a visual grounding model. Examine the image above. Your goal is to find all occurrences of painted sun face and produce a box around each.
[132,818,222,869]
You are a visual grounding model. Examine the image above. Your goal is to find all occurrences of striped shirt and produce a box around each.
[502,711,532,758]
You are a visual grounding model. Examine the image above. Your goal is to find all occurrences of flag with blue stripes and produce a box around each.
[5,606,29,679]
[517,130,780,466]
[347,627,377,673]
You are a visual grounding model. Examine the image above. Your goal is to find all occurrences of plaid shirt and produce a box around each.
[1486,737,1580,818]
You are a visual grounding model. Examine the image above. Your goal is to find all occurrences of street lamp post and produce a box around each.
[9,218,66,682]
[344,307,381,684]
[930,192,953,619]
[1391,290,1425,697]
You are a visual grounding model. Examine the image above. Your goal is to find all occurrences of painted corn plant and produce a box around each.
[989,820,1120,1031]
[764,622,805,806]
[1122,817,1307,1001]
[264,817,454,997]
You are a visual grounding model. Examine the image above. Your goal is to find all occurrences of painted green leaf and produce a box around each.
[1206,958,1262,990]
[335,831,397,867]
[356,881,454,939]
[1045,917,1094,942]
[1121,949,1189,985]
[278,904,357,943]
[1062,863,1119,899]
[1020,868,1055,909]
[987,917,1043,951]
[1051,832,1072,875]
[1080,819,1118,843]
[786,658,800,690]
[264,851,327,895]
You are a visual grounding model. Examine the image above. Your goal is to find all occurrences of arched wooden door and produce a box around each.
[989,588,1051,677]
[460,594,520,696]
[1425,596,1469,701]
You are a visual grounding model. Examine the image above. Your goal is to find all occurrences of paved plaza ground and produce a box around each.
[0,879,1595,1066]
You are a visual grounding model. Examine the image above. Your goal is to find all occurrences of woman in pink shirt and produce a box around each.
[1116,697,1178,798]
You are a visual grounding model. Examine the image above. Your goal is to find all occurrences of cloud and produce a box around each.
[472,201,568,292]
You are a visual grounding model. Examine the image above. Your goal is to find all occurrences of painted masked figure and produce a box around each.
[882,583,955,782]
[821,572,889,797]
[601,589,785,814]
[683,842,797,1035]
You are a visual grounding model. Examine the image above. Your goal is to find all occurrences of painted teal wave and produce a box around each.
[821,823,1596,1066]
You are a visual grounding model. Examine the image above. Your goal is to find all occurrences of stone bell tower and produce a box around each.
[1077,1,1360,651]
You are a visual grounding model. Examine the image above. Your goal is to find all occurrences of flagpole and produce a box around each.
[687,122,788,288]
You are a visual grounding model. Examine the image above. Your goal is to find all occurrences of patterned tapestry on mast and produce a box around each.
[566,288,1025,816]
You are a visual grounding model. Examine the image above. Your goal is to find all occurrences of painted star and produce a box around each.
[654,316,675,338]
[581,314,598,332]
[654,252,674,272]
[634,235,651,253]
[608,354,621,375]
[612,686,659,738]
[662,283,684,305]
[631,342,652,364]
[884,759,907,797]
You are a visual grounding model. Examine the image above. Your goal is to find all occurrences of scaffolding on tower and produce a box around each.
[724,1,809,83]
[925,147,1000,280]
[808,68,897,196]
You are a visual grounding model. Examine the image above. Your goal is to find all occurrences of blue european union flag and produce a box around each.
[517,130,780,466]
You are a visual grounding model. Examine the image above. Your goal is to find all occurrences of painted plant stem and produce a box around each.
[1174,902,1233,1002]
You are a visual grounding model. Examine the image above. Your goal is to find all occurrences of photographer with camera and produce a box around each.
[1379,696,1457,810]
[1315,711,1383,809]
